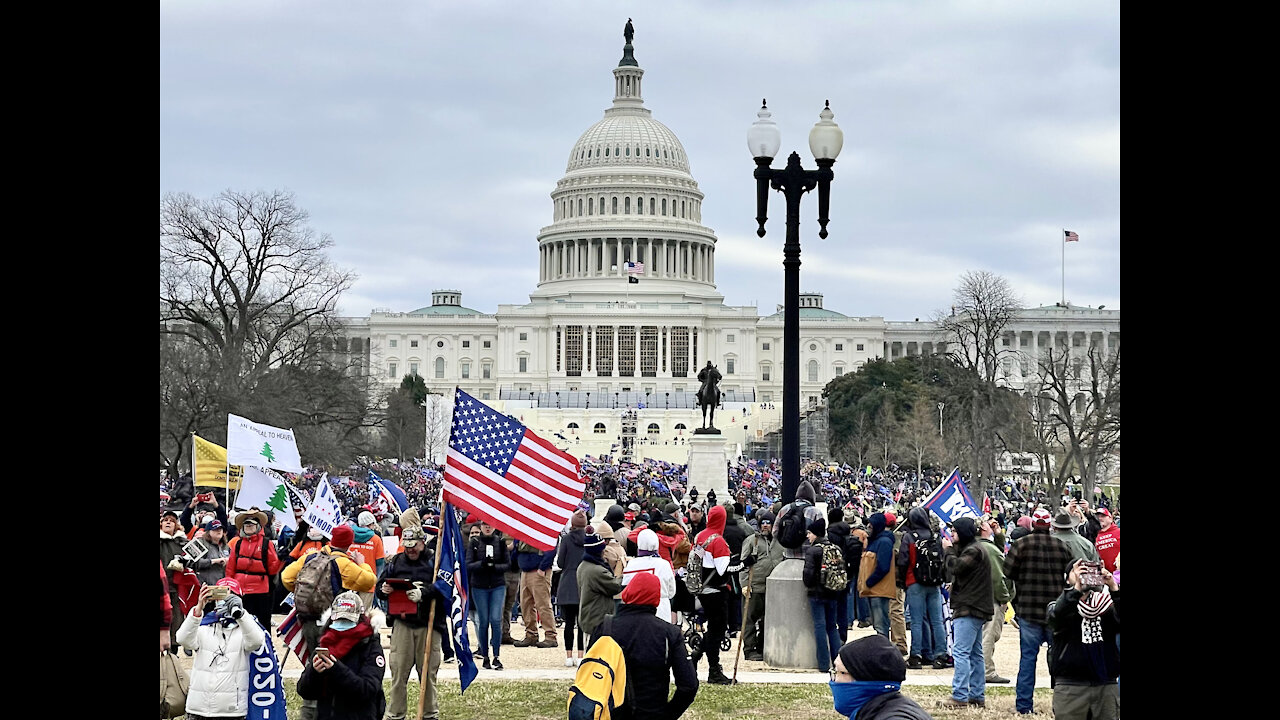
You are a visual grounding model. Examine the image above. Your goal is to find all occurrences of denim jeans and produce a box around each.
[905,583,947,660]
[851,584,871,622]
[951,616,985,703]
[471,585,506,656]
[1015,617,1052,714]
[834,588,850,642]
[808,596,843,670]
[868,597,891,639]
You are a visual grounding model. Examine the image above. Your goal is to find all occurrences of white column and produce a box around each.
[613,326,619,375]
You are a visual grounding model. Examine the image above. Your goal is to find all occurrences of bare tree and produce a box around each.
[423,391,451,464]
[875,395,898,469]
[159,189,366,476]
[899,399,942,483]
[936,270,1021,383]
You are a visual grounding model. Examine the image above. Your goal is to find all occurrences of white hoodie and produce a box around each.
[620,530,677,622]
[175,608,266,717]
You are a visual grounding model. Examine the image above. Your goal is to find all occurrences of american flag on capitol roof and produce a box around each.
[442,388,586,550]
[625,261,644,275]
[1064,230,1080,242]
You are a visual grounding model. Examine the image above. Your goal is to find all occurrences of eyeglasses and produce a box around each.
[829,666,854,682]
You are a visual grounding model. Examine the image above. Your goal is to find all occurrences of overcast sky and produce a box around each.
[160,0,1119,321]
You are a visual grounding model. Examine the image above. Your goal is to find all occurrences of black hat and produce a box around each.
[808,517,827,537]
[837,634,907,682]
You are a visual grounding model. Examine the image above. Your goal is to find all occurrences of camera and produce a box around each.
[209,586,231,601]
[1077,561,1107,591]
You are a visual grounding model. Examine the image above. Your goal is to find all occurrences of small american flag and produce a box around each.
[277,607,309,661]
[443,388,586,550]
[625,261,644,275]
[1064,230,1079,242]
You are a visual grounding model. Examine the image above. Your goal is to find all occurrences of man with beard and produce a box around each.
[376,527,448,720]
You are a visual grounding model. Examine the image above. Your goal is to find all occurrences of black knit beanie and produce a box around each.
[837,634,907,682]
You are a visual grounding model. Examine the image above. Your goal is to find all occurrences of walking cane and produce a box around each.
[730,565,754,684]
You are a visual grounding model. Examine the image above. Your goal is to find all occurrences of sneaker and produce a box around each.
[473,651,485,660]
[444,656,456,664]
[744,652,764,662]
[906,655,923,670]
[493,657,504,671]
[537,640,559,649]
[968,699,986,707]
[932,657,949,670]
[574,657,582,666]
[513,637,535,648]
[706,666,733,685]
[856,620,872,628]
[943,655,955,668]
[986,675,1011,684]
[482,656,491,670]
[564,657,575,667]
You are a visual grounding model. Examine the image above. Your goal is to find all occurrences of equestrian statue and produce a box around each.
[695,360,723,433]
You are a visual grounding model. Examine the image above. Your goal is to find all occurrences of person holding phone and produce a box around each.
[176,578,266,719]
[1047,558,1121,720]
[467,520,510,670]
[297,591,387,720]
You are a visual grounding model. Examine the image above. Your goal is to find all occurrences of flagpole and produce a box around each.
[1061,229,1065,306]
[416,501,450,720]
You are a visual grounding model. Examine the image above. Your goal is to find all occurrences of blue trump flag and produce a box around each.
[368,470,409,515]
[433,502,479,692]
[920,467,982,524]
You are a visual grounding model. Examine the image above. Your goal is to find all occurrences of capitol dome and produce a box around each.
[532,29,720,303]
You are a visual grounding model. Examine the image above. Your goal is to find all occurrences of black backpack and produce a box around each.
[911,533,946,586]
[843,534,865,580]
[775,500,812,550]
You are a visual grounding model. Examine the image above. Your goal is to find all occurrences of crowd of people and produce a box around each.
[160,453,1119,720]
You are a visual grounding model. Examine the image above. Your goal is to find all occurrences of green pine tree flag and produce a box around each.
[260,442,276,462]
[266,483,289,513]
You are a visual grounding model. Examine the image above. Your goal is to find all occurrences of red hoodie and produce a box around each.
[694,505,732,583]
[629,523,687,565]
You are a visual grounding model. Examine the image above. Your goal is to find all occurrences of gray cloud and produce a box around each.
[161,0,1119,319]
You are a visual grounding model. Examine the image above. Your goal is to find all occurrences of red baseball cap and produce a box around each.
[215,578,244,596]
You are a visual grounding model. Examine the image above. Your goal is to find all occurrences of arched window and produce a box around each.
[807,359,819,382]
[674,423,686,431]
[578,198,583,216]
[612,196,618,214]
[647,423,660,435]
[661,198,667,215]
[681,200,686,218]
[645,147,651,157]
[589,197,594,215]
[600,196,605,214]
[649,197,655,214]
[567,422,580,430]
[435,357,446,378]
[624,197,630,214]
[605,147,610,156]
[636,196,643,215]
[593,422,607,434]
[625,146,630,156]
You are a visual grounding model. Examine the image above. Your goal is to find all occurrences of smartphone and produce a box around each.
[314,647,331,660]
[1078,561,1107,589]
[486,545,494,558]
[209,586,230,601]
[196,492,214,503]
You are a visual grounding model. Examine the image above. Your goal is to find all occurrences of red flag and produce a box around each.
[982,493,992,515]
[443,389,586,550]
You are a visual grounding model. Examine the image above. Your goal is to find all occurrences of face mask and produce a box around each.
[241,524,259,536]
[829,680,900,718]
[215,600,228,615]
[330,618,357,631]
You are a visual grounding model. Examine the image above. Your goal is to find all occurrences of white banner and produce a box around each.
[236,467,298,534]
[302,475,343,539]
[226,414,304,473]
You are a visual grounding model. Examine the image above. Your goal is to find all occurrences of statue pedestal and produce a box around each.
[686,434,729,504]
[763,558,820,669]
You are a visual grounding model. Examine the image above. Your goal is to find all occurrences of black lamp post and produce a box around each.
[749,99,844,504]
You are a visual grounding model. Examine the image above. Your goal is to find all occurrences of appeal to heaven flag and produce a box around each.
[301,474,343,538]
[192,434,243,490]
[236,466,298,533]
[920,467,982,524]
[442,388,586,550]
[433,503,478,692]
[226,414,304,473]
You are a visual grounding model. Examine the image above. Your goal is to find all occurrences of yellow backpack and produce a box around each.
[567,618,628,720]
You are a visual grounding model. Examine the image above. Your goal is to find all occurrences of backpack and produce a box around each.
[294,550,342,617]
[567,617,629,720]
[819,541,849,592]
[843,534,865,580]
[911,534,946,587]
[775,500,812,549]
[684,534,719,595]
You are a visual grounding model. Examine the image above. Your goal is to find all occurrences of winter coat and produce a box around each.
[1003,528,1073,623]
[467,531,511,589]
[160,530,188,588]
[604,604,699,720]
[282,546,377,597]
[226,532,282,596]
[693,505,732,594]
[176,611,267,717]
[554,528,588,603]
[978,538,1012,605]
[515,541,556,572]
[375,548,448,636]
[629,522,688,568]
[852,689,934,720]
[802,539,845,599]
[192,538,232,587]
[895,507,934,588]
[1047,588,1121,684]
[296,631,387,720]
[945,540,994,621]
[347,526,385,578]
[596,523,629,590]
[576,559,623,638]
[1051,528,1100,565]
[741,531,780,593]
[160,562,172,629]
[861,519,897,599]
[621,554,677,621]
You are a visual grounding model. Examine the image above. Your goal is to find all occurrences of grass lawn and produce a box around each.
[284,679,1055,719]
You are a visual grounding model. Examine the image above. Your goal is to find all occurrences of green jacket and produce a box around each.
[1051,529,1099,565]
[576,560,622,638]
[977,538,1012,605]
[741,532,782,592]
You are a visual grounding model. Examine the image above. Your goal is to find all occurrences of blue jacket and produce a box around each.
[864,527,896,589]
[515,542,555,572]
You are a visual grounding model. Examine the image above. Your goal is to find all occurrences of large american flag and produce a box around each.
[1064,230,1080,242]
[625,261,644,275]
[443,388,585,550]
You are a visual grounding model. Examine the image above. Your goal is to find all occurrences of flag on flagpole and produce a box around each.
[301,474,343,538]
[1064,230,1080,242]
[434,503,479,692]
[369,471,409,515]
[236,467,298,533]
[278,607,309,660]
[443,388,586,550]
[192,435,243,489]
[625,261,644,275]
[919,467,982,524]
[226,414,305,473]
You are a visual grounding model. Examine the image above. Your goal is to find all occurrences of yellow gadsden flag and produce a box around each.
[192,435,243,490]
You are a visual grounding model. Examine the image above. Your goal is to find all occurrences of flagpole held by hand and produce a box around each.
[416,504,449,720]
